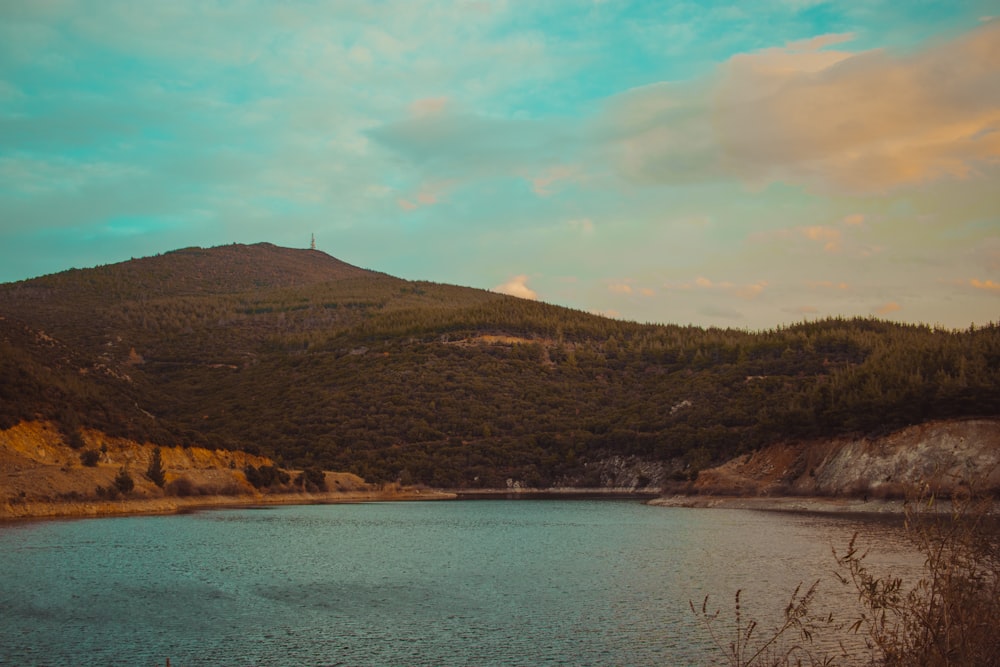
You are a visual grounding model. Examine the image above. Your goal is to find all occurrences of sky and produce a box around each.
[1,1,998,330]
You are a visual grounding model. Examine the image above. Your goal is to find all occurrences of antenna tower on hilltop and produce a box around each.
[310,233,316,250]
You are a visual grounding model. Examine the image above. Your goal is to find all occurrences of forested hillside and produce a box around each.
[2,243,998,487]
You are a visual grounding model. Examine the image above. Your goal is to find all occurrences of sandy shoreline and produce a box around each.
[3,488,927,523]
[647,494,911,514]
[0,488,457,522]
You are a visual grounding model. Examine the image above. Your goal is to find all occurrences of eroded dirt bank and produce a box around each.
[0,421,452,520]
[684,418,1000,499]
[4,418,999,521]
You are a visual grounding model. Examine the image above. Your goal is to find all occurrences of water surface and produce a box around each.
[0,501,919,666]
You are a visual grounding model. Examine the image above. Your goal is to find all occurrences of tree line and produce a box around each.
[2,244,998,488]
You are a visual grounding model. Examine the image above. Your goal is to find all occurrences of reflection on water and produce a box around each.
[0,501,921,666]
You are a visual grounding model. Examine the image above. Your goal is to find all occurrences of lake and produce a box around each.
[0,500,920,666]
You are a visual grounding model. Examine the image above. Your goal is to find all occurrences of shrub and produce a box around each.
[295,467,327,492]
[694,486,1000,666]
[690,584,828,667]
[64,429,86,450]
[165,477,196,497]
[80,449,100,467]
[113,467,134,495]
[834,490,1000,666]
[244,464,290,489]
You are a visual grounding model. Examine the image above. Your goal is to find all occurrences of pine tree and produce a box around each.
[146,447,165,487]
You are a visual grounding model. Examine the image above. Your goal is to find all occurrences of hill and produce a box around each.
[2,243,999,490]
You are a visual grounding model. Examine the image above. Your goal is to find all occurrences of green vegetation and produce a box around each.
[113,467,134,495]
[94,467,135,499]
[146,447,166,487]
[244,464,291,490]
[295,467,327,492]
[1,243,998,487]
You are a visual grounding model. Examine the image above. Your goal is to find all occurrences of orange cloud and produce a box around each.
[609,283,633,294]
[410,97,450,116]
[531,165,581,196]
[673,276,766,299]
[607,23,1000,194]
[808,280,850,290]
[397,181,454,212]
[875,301,902,315]
[714,22,1000,193]
[970,278,1000,292]
[800,226,842,252]
[736,281,767,299]
[842,213,865,226]
[493,275,538,300]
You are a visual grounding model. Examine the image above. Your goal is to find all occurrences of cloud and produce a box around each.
[396,181,454,211]
[718,23,1000,193]
[567,218,595,234]
[493,275,538,300]
[699,304,745,320]
[0,154,145,195]
[606,280,655,300]
[530,165,582,196]
[369,103,577,177]
[875,301,902,315]
[751,222,878,257]
[970,278,1000,292]
[599,80,720,184]
[602,22,1000,194]
[410,97,450,116]
[736,281,767,299]
[800,226,842,252]
[667,276,767,301]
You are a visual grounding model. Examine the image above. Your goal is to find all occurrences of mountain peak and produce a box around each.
[6,243,380,301]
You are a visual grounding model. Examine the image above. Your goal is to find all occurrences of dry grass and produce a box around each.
[834,491,1000,666]
[695,487,1000,666]
[691,583,837,667]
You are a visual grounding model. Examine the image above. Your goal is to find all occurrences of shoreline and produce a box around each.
[452,487,661,500]
[2,487,925,523]
[0,488,457,523]
[647,494,911,515]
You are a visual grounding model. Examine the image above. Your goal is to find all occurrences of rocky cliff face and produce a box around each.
[693,419,1000,497]
[5,418,999,518]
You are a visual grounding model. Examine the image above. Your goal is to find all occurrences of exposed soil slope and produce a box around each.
[1,421,447,520]
[691,419,1000,498]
